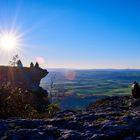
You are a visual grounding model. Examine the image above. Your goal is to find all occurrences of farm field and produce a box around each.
[40,69,140,109]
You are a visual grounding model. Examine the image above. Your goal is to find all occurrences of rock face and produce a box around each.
[0,66,49,112]
[1,96,140,140]
[0,66,48,91]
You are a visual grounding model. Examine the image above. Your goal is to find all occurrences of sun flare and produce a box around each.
[0,34,18,51]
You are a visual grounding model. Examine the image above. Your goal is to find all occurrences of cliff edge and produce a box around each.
[0,66,48,91]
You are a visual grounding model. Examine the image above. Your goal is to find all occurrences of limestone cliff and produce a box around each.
[0,66,48,91]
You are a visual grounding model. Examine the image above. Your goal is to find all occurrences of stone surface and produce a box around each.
[1,96,140,139]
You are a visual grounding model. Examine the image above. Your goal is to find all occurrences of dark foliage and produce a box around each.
[9,54,19,66]
[0,82,51,119]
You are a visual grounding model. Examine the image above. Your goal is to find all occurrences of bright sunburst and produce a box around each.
[0,33,18,51]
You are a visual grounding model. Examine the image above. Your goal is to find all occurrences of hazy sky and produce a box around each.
[0,0,140,69]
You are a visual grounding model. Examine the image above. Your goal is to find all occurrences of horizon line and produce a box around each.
[1,64,140,70]
[46,67,140,70]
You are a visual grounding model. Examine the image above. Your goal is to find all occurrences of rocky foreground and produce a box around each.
[1,96,140,140]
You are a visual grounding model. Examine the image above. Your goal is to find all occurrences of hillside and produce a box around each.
[1,95,140,140]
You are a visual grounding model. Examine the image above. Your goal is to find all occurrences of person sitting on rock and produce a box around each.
[30,62,34,68]
[17,60,23,68]
[132,81,140,99]
[35,62,39,68]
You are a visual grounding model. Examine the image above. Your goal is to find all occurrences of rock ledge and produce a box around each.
[1,96,140,140]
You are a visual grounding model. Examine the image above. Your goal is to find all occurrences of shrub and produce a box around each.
[0,82,61,119]
[47,104,60,118]
[0,82,44,118]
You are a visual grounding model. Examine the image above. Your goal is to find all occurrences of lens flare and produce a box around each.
[36,56,45,64]
[65,70,76,80]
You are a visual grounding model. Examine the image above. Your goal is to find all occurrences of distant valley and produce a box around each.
[40,69,140,110]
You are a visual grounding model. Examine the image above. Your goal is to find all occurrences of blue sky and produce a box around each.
[0,0,140,69]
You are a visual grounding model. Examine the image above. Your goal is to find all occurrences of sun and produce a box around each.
[0,34,18,51]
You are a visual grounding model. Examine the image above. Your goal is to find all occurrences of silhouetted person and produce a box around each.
[30,62,34,68]
[132,81,140,99]
[35,62,39,68]
[17,60,23,68]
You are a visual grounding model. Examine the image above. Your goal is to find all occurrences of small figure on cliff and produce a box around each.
[132,81,140,99]
[35,62,39,68]
[30,62,34,68]
[17,60,23,68]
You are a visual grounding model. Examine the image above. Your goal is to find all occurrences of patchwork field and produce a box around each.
[40,69,140,109]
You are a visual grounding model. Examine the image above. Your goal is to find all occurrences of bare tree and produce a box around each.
[49,73,56,103]
[48,73,67,104]
[9,54,19,66]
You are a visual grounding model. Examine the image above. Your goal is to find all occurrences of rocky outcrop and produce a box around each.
[0,66,49,112]
[1,95,140,140]
[0,66,48,91]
